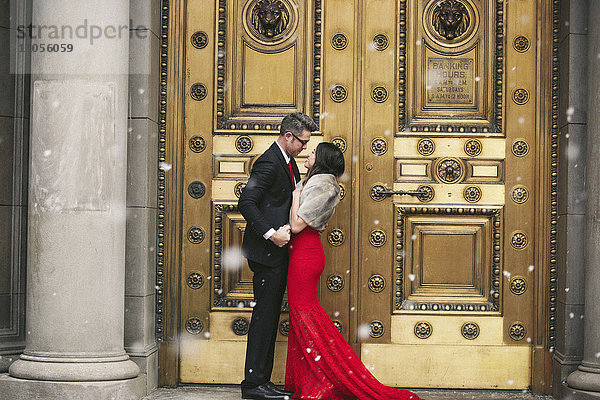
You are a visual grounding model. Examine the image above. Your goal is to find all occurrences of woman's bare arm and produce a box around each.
[290,187,308,233]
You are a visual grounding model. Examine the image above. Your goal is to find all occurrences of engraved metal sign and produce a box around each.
[426,57,474,105]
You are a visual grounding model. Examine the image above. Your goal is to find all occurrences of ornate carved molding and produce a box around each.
[549,0,559,350]
[400,0,504,133]
[395,206,502,313]
[215,0,322,130]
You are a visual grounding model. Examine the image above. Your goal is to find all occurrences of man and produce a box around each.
[238,112,317,400]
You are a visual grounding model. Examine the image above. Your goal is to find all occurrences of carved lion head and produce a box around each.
[251,0,290,38]
[432,0,470,40]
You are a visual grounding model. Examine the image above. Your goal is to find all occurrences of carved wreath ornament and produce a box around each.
[251,0,290,39]
[432,0,471,41]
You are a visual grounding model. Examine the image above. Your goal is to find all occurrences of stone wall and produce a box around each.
[0,0,29,374]
[125,0,160,393]
[553,0,588,398]
[0,2,161,395]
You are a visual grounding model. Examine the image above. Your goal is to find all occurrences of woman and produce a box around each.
[285,142,422,400]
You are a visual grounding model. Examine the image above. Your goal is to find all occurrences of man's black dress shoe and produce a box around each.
[265,381,294,396]
[241,382,291,399]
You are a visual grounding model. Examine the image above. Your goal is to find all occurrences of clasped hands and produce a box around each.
[270,224,291,247]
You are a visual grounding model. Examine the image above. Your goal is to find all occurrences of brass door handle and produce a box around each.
[375,185,434,202]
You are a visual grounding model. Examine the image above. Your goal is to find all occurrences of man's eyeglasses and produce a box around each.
[288,131,309,146]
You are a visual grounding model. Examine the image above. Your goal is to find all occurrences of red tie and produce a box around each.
[288,161,295,189]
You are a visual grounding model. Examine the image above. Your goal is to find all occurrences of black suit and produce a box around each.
[238,142,299,389]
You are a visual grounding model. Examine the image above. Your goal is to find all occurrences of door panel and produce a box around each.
[178,0,547,389]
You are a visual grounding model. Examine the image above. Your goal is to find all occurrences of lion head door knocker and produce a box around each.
[432,0,470,40]
[425,0,477,45]
[252,0,289,38]
[244,0,298,44]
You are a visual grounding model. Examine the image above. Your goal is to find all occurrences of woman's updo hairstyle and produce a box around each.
[305,142,345,182]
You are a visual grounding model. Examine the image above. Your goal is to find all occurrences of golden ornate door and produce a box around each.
[166,0,554,390]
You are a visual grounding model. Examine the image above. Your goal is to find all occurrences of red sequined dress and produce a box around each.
[285,227,423,400]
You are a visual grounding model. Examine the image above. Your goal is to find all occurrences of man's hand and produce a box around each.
[269,224,291,247]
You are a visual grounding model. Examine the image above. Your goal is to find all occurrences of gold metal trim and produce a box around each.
[331,33,348,50]
[331,137,347,152]
[187,272,204,289]
[417,138,435,156]
[326,274,344,292]
[368,274,386,293]
[372,33,389,51]
[185,318,204,335]
[509,322,527,341]
[512,140,529,157]
[234,182,247,198]
[461,322,480,340]
[414,321,432,339]
[370,137,387,155]
[510,277,528,295]
[511,185,529,204]
[190,83,207,101]
[330,84,348,102]
[279,319,289,336]
[339,184,346,200]
[463,186,482,203]
[189,135,207,153]
[191,31,208,49]
[512,88,529,105]
[511,231,528,250]
[232,317,250,336]
[369,321,384,338]
[434,157,466,184]
[333,320,343,334]
[327,229,345,246]
[395,206,502,313]
[371,86,388,103]
[235,135,254,153]
[464,139,482,157]
[187,227,205,244]
[369,229,386,247]
[513,35,530,52]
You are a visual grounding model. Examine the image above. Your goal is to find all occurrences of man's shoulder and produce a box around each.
[253,143,281,166]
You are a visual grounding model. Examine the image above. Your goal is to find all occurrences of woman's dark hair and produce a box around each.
[305,142,345,181]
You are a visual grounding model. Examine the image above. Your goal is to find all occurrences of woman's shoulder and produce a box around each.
[305,173,338,186]
[302,174,340,197]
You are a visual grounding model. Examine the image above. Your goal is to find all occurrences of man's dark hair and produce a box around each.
[279,112,318,136]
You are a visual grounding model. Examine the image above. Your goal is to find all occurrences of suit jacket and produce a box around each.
[238,142,300,268]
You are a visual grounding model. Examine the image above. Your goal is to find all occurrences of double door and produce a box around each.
[171,0,553,389]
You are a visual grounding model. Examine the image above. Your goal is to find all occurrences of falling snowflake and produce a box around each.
[357,324,370,340]
[223,246,244,271]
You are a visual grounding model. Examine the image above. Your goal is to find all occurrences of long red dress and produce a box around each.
[285,227,423,400]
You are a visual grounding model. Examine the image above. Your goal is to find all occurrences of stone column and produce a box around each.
[566,0,600,395]
[6,0,140,391]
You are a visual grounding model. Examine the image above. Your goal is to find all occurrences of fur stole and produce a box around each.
[297,173,340,230]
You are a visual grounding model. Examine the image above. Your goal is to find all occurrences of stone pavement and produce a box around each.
[143,385,554,400]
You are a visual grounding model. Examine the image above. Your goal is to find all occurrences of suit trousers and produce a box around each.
[241,259,288,389]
